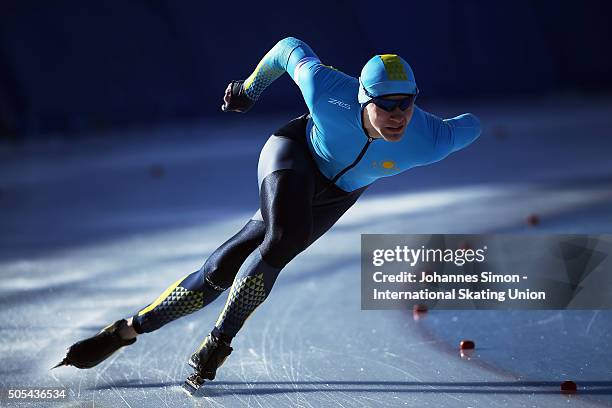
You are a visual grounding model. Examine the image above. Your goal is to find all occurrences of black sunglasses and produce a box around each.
[370,94,417,112]
[361,79,419,112]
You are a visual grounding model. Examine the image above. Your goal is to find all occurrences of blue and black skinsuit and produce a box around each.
[131,37,481,344]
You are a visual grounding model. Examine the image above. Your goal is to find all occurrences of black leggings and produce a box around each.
[132,115,367,336]
[207,114,366,277]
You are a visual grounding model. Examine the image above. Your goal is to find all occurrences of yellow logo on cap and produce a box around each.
[380,54,408,81]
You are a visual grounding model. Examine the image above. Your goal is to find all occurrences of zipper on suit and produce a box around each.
[330,136,374,184]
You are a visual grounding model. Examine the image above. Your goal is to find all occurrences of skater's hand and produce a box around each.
[221,80,255,113]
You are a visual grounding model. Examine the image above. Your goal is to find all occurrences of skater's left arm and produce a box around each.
[223,37,339,112]
[425,110,482,163]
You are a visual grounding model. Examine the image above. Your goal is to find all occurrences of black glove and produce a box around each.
[221,80,255,113]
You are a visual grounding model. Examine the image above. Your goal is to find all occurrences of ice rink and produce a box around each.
[1,98,612,407]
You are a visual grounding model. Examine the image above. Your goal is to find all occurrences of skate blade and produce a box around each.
[51,358,68,370]
[182,377,203,395]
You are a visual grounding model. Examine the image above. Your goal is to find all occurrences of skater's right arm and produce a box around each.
[222,37,337,112]
[421,109,482,163]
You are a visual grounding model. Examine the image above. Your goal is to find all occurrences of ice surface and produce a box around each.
[1,99,611,407]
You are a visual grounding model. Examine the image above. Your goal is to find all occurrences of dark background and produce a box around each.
[1,0,611,139]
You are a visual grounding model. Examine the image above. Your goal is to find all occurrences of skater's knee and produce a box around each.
[174,266,227,293]
[260,224,311,267]
[200,265,233,291]
[198,221,265,289]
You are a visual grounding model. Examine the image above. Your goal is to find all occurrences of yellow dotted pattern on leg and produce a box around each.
[137,276,205,326]
[215,273,267,334]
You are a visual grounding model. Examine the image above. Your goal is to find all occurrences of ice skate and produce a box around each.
[182,333,233,395]
[52,319,136,369]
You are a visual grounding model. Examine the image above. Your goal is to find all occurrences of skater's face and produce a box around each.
[365,95,415,142]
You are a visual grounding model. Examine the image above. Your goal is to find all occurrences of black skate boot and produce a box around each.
[52,319,136,369]
[182,333,233,395]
